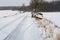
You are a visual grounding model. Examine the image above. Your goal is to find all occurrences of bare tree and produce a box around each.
[22,3,25,12]
[30,0,39,12]
[30,0,44,12]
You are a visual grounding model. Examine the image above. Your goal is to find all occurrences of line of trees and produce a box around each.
[30,0,45,12]
[29,0,60,12]
[20,0,60,12]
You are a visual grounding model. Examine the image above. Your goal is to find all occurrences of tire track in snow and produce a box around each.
[0,13,27,31]
[0,14,27,40]
[4,14,39,40]
[4,14,29,40]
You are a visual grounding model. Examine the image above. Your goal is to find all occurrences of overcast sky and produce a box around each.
[44,0,60,2]
[0,0,31,6]
[0,0,60,6]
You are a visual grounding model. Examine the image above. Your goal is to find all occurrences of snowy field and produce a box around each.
[0,10,60,40]
[42,12,60,26]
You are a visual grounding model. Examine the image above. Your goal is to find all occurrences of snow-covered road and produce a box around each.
[0,11,39,40]
[0,11,28,40]
[4,12,40,40]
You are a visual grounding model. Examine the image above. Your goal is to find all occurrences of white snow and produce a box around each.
[0,10,60,40]
[42,12,60,26]
[0,10,31,40]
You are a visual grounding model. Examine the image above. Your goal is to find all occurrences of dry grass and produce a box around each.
[35,18,46,27]
[35,17,60,40]
[46,26,53,37]
[35,18,54,38]
[57,33,60,40]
